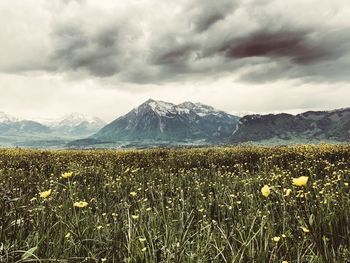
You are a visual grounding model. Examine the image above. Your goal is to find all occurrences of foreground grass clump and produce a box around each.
[0,145,349,262]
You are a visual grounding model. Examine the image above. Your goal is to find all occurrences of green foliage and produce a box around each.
[0,145,349,262]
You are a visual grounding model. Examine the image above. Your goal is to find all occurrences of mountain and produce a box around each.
[1,105,349,148]
[0,112,105,147]
[0,119,50,135]
[47,113,106,137]
[0,117,52,147]
[92,99,240,143]
[231,108,350,143]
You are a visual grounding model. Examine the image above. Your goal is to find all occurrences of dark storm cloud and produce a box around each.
[1,0,350,84]
[232,28,350,83]
[220,27,350,64]
[219,30,319,63]
[50,24,121,77]
[150,40,198,66]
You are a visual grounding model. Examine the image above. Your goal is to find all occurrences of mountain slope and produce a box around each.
[231,108,350,143]
[0,120,51,134]
[93,99,239,143]
[0,112,106,147]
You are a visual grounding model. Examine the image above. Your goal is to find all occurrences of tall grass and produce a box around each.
[0,145,349,262]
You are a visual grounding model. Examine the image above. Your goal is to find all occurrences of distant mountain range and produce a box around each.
[231,108,350,143]
[0,101,349,148]
[0,112,105,147]
[45,113,106,137]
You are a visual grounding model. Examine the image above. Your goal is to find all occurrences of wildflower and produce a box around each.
[131,214,139,219]
[73,201,88,208]
[281,234,286,238]
[292,176,308,187]
[301,226,310,233]
[261,185,270,197]
[272,236,281,242]
[62,172,73,179]
[282,261,288,263]
[101,258,107,262]
[141,247,147,252]
[285,189,292,197]
[65,233,71,238]
[97,225,103,230]
[39,189,52,198]
[130,191,137,197]
[139,238,146,242]
[146,207,152,212]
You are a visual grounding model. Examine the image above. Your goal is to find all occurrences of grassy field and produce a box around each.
[0,145,350,262]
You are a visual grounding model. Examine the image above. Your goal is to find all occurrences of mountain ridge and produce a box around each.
[0,102,349,148]
[93,99,240,143]
[231,107,350,143]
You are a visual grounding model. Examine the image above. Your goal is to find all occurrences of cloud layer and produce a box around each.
[1,0,350,84]
[0,0,349,121]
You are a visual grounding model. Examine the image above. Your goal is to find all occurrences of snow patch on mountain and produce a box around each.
[45,113,105,128]
[141,99,228,117]
[148,100,175,116]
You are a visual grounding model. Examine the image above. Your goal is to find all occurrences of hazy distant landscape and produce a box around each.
[0,99,348,149]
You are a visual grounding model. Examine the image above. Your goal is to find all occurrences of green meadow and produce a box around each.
[1,145,349,262]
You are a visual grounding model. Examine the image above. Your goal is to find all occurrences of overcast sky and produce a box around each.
[0,0,349,122]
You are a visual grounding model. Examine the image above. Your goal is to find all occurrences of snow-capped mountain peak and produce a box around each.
[94,99,240,142]
[146,100,176,116]
[138,99,225,117]
[46,113,105,128]
[179,102,222,117]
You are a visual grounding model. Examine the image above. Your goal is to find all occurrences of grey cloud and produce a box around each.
[231,28,350,83]
[189,0,237,32]
[144,24,350,83]
[1,0,350,85]
[150,40,197,66]
[50,24,121,77]
[218,28,350,64]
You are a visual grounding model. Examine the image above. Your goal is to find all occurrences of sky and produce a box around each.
[0,0,349,122]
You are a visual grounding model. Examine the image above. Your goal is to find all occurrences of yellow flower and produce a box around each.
[73,201,88,208]
[261,185,270,197]
[272,236,281,242]
[39,189,52,198]
[146,207,152,212]
[292,176,308,187]
[61,172,73,179]
[130,191,137,197]
[101,258,107,262]
[139,238,147,242]
[282,261,288,263]
[131,214,139,219]
[301,226,310,233]
[141,247,147,252]
[285,189,292,197]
